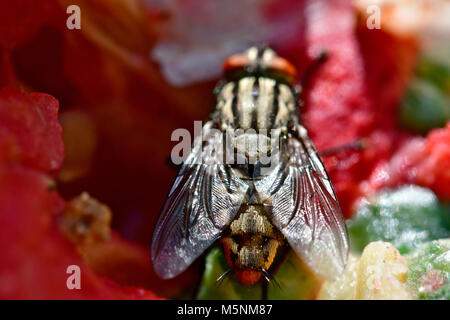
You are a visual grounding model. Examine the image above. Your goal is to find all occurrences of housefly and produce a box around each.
[151,46,349,285]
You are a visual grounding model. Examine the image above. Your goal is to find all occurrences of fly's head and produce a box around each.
[223,46,297,85]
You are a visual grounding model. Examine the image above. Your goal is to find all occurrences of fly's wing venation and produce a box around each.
[151,121,248,279]
[255,126,349,280]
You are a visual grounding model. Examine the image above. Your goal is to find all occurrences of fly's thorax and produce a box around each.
[221,204,285,285]
[233,129,272,162]
[216,76,296,133]
[215,75,296,164]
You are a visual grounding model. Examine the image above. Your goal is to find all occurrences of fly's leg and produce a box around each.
[295,50,329,99]
[300,50,329,90]
[260,245,290,299]
[295,51,366,158]
[262,281,269,300]
[318,139,366,157]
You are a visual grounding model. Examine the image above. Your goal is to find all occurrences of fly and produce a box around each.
[151,46,349,286]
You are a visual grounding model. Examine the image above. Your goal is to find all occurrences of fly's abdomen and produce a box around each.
[220,204,285,285]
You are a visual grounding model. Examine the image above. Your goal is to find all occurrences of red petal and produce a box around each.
[0,87,64,173]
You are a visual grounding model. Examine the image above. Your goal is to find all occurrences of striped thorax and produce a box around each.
[214,47,299,165]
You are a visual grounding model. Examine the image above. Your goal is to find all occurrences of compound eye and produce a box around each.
[222,54,250,73]
[268,57,297,81]
[222,53,253,81]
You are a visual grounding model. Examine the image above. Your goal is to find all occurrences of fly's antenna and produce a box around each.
[262,269,282,290]
[215,269,232,287]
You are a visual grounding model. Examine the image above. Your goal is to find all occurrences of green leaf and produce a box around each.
[399,78,450,134]
[347,185,450,255]
[416,55,450,94]
[267,251,320,300]
[406,239,450,300]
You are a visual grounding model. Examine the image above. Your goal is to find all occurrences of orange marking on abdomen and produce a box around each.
[235,269,262,286]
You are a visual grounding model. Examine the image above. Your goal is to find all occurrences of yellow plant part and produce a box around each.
[318,241,414,300]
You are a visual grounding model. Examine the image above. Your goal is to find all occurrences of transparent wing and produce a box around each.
[151,122,248,279]
[255,126,349,280]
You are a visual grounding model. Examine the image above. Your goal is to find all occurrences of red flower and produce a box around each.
[0,87,161,299]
